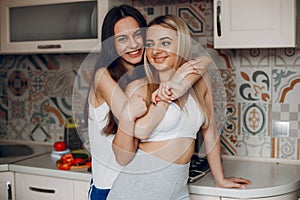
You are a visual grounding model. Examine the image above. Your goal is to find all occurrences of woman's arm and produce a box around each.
[132,57,211,139]
[93,68,168,165]
[93,68,145,165]
[94,57,209,137]
[110,57,210,164]
[126,79,170,140]
[112,93,147,165]
[112,78,171,165]
[93,68,168,137]
[200,73,251,188]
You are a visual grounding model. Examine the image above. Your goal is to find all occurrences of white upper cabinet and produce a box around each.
[0,0,113,54]
[213,0,299,49]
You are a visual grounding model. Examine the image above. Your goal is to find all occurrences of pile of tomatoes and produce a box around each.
[58,153,91,170]
[53,141,91,170]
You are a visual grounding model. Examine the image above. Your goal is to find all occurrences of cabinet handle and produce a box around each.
[29,186,56,194]
[37,44,61,49]
[7,182,12,200]
[217,0,222,37]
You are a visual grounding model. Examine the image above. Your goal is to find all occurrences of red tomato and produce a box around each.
[54,141,66,151]
[58,163,71,170]
[73,158,85,166]
[85,161,92,167]
[61,153,74,165]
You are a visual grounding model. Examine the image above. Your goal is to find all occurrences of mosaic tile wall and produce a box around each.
[0,0,300,160]
[0,54,86,143]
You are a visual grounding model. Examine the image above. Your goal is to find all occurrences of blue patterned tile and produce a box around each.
[7,70,28,96]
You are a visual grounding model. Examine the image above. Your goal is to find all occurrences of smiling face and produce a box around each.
[145,24,178,77]
[114,16,144,70]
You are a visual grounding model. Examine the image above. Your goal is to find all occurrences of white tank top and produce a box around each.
[88,102,123,189]
[141,94,204,142]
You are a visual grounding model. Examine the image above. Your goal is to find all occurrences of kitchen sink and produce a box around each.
[0,144,33,158]
[0,141,53,165]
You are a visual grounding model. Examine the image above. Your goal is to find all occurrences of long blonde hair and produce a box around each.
[144,15,209,128]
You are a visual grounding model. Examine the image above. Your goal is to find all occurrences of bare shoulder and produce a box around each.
[93,67,115,88]
[94,67,108,80]
[90,67,110,106]
[126,78,148,97]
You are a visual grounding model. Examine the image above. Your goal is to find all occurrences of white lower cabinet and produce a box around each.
[221,190,298,200]
[191,190,299,200]
[190,194,220,200]
[0,172,15,200]
[15,173,73,200]
[73,180,90,200]
[15,173,90,200]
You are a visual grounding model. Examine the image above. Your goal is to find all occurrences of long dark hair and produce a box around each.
[91,5,147,135]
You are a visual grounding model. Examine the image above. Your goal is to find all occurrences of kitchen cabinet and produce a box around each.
[0,0,131,54]
[191,190,299,199]
[0,172,15,200]
[15,173,73,200]
[73,180,90,200]
[15,172,91,200]
[0,0,102,54]
[213,0,299,49]
[190,194,219,200]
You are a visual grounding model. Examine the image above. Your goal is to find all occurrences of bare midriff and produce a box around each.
[139,138,195,164]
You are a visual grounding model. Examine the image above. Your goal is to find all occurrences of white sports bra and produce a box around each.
[141,94,204,142]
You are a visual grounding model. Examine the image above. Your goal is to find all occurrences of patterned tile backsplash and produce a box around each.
[1,0,300,161]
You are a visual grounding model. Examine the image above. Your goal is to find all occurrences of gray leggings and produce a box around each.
[107,150,190,200]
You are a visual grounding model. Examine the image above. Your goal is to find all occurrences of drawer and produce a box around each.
[15,173,73,200]
[74,180,90,200]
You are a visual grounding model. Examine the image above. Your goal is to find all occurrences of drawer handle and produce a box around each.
[7,182,12,200]
[217,0,222,37]
[29,186,56,194]
[37,44,61,49]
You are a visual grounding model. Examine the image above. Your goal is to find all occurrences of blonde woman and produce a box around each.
[108,15,251,200]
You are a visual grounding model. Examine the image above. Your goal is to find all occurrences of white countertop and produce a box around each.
[9,153,92,182]
[1,141,300,199]
[189,158,300,199]
[0,164,8,171]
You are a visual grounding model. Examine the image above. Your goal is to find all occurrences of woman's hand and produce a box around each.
[176,56,211,80]
[118,93,147,133]
[151,81,185,104]
[151,56,211,104]
[216,177,251,189]
[127,94,147,122]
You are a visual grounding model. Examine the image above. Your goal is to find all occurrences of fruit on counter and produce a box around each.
[53,141,67,151]
[58,163,71,170]
[73,157,85,166]
[85,161,92,167]
[56,153,91,170]
[61,153,74,165]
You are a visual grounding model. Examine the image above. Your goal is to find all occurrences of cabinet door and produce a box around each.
[214,0,296,48]
[73,180,90,200]
[15,173,73,200]
[0,0,105,54]
[221,190,298,199]
[0,172,15,200]
[190,194,220,200]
